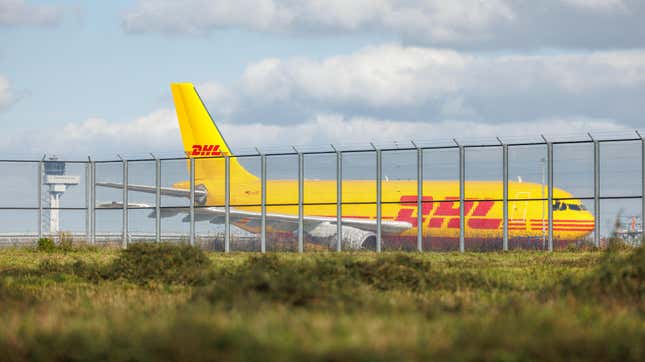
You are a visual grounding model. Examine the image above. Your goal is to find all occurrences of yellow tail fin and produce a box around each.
[170,83,257,183]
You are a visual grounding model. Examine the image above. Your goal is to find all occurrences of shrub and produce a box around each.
[36,237,56,252]
[195,254,496,308]
[58,232,74,251]
[196,254,359,307]
[561,245,645,302]
[108,243,212,285]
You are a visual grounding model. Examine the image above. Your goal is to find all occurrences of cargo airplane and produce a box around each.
[98,83,595,249]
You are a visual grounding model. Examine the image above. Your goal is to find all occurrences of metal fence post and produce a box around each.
[636,131,645,245]
[224,155,231,253]
[154,156,161,243]
[542,135,554,251]
[638,131,644,246]
[591,135,600,247]
[456,140,465,253]
[91,160,96,244]
[189,157,195,246]
[122,159,128,249]
[371,143,382,252]
[499,138,509,251]
[412,141,423,252]
[331,145,342,252]
[642,134,645,246]
[38,157,43,239]
[295,147,304,253]
[85,159,91,242]
[260,151,267,253]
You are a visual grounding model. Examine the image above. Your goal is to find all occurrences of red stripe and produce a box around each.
[532,226,594,230]
[532,225,594,229]
[530,222,594,226]
[530,219,594,222]
[531,221,594,225]
[530,221,594,224]
[553,229,594,231]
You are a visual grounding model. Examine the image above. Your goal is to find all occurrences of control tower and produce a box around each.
[42,156,80,234]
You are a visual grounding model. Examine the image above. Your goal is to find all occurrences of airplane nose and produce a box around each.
[583,211,596,236]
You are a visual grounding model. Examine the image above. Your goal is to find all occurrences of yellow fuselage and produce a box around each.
[178,178,595,242]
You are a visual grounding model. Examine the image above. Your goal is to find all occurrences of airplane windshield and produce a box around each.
[568,203,587,211]
[553,201,587,211]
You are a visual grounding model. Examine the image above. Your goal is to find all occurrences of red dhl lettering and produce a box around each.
[395,195,501,230]
[191,144,228,156]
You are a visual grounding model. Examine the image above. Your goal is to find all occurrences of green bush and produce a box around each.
[36,237,56,252]
[195,253,503,308]
[562,245,645,301]
[196,255,359,307]
[108,242,212,285]
[58,232,74,251]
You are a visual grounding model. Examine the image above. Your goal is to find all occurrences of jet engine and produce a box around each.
[307,222,376,250]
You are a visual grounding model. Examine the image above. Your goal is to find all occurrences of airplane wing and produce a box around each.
[96,199,411,233]
[192,207,412,234]
[96,182,412,248]
[96,182,206,199]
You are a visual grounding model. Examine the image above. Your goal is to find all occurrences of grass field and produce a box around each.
[0,243,643,361]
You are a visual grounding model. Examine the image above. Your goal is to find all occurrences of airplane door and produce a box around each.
[510,192,530,232]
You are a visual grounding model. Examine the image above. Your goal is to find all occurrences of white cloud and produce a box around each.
[122,0,645,49]
[0,108,633,158]
[242,45,645,102]
[203,45,645,126]
[0,109,180,159]
[123,0,512,40]
[220,114,633,150]
[0,0,64,26]
[0,75,17,111]
[563,0,625,11]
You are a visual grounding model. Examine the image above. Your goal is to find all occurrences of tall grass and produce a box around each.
[0,244,643,361]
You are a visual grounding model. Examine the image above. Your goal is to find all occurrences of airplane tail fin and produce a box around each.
[170,83,257,183]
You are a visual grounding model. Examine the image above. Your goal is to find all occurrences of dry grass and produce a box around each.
[0,245,643,361]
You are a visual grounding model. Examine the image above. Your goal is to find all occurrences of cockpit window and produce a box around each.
[553,201,567,211]
[569,203,587,211]
[553,202,587,211]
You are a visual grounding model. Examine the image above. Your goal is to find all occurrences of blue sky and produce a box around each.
[1,0,645,158]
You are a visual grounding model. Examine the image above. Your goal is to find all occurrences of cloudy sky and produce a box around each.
[1,0,644,159]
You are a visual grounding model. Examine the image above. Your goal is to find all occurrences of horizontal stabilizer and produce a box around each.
[96,182,207,199]
[96,201,152,209]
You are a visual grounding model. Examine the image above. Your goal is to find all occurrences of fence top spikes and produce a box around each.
[540,134,549,143]
[636,130,643,139]
[587,132,595,141]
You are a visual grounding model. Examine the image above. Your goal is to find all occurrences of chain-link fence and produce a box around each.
[1,134,643,251]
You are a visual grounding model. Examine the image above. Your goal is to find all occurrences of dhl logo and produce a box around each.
[191,144,228,157]
[395,195,502,230]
